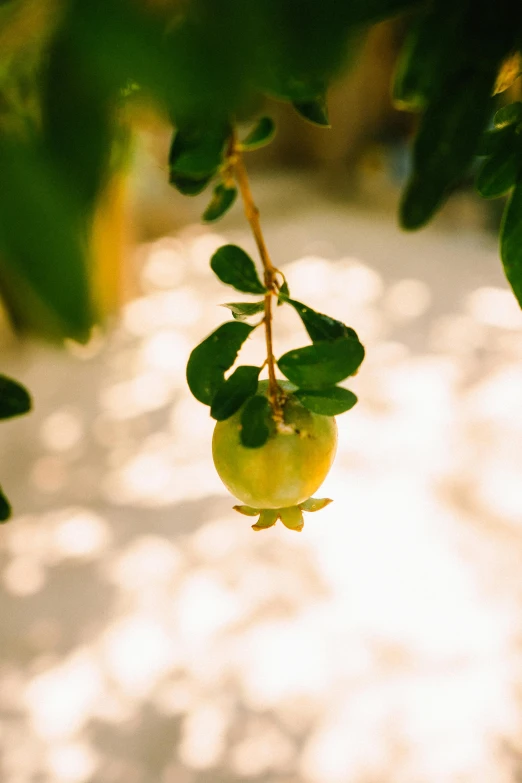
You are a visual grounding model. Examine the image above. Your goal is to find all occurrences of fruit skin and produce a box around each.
[212,380,337,509]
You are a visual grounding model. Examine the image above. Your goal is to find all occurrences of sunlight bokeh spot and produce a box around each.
[179,701,229,769]
[466,286,522,330]
[175,571,243,646]
[25,652,103,739]
[100,617,177,698]
[100,373,171,419]
[3,556,46,596]
[384,278,432,320]
[139,329,191,376]
[141,242,188,290]
[231,722,294,776]
[40,409,84,453]
[46,742,98,783]
[51,509,110,560]
[108,536,183,591]
[31,455,68,493]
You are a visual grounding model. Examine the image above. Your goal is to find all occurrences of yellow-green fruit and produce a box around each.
[212,381,337,509]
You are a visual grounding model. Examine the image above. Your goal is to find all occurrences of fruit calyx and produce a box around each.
[233,497,333,532]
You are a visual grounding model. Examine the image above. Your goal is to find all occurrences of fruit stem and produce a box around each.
[230,129,283,424]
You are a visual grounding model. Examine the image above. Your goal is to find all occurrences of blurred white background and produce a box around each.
[1,144,522,783]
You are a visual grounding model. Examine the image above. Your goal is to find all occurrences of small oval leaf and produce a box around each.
[211,245,266,294]
[0,486,11,522]
[169,171,213,196]
[241,117,276,151]
[284,298,358,342]
[0,375,32,420]
[210,365,261,421]
[494,102,522,129]
[222,301,265,321]
[240,394,271,448]
[294,386,357,416]
[293,97,330,127]
[202,183,237,223]
[186,322,254,406]
[278,338,365,389]
[500,180,522,307]
[169,123,230,179]
[476,148,521,199]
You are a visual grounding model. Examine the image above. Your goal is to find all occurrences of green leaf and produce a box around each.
[299,497,332,512]
[0,487,11,522]
[500,181,522,307]
[41,23,115,210]
[278,337,365,388]
[391,3,467,112]
[494,102,522,129]
[252,509,279,531]
[0,137,93,341]
[169,122,230,180]
[476,148,522,199]
[210,365,261,421]
[0,375,32,420]
[293,97,330,127]
[400,69,496,230]
[476,126,516,157]
[277,278,290,307]
[240,394,271,448]
[202,183,237,222]
[211,245,266,294]
[222,301,265,321]
[284,298,358,342]
[241,117,276,150]
[294,386,358,416]
[186,322,254,405]
[170,172,213,196]
[279,506,304,531]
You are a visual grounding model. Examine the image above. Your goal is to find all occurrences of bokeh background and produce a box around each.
[2,18,522,783]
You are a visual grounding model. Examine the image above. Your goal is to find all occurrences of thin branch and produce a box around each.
[230,130,283,423]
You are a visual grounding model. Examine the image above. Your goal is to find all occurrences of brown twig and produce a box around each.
[230,130,283,423]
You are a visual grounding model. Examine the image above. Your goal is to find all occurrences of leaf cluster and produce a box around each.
[186,244,364,448]
[1,0,522,337]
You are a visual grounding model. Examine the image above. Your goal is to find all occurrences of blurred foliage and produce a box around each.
[2,0,522,516]
[0,0,521,338]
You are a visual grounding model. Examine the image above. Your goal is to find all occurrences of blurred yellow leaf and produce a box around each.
[494,52,522,95]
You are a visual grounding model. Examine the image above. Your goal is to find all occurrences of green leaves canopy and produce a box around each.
[2,0,522,348]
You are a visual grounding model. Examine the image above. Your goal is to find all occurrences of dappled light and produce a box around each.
[1,173,522,783]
